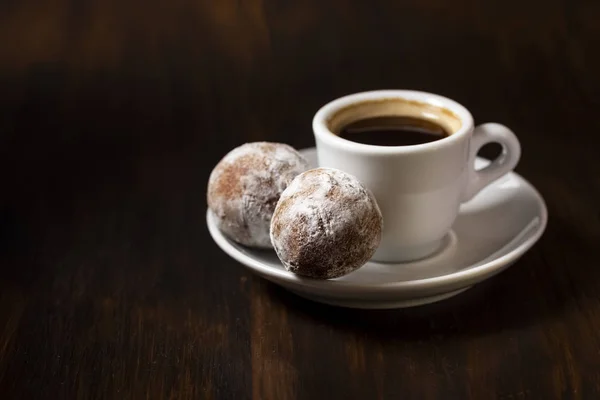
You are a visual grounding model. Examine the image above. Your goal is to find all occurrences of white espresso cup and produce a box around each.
[312,90,521,263]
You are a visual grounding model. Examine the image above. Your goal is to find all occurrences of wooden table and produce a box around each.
[1,0,599,398]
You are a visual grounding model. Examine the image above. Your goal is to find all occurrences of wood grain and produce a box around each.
[1,0,600,398]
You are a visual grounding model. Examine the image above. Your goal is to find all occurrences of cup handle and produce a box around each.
[462,123,521,202]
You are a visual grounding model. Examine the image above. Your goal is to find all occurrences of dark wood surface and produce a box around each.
[1,0,600,398]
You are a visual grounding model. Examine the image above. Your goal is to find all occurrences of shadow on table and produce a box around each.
[265,279,530,341]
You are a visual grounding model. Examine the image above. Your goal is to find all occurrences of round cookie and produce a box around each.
[207,142,309,248]
[270,167,383,279]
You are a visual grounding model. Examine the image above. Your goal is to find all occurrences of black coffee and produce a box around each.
[338,116,451,146]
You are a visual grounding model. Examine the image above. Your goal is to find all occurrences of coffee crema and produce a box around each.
[338,116,451,146]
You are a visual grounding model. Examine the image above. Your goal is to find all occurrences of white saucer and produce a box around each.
[207,148,548,309]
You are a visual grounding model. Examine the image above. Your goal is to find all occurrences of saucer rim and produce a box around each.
[207,150,548,293]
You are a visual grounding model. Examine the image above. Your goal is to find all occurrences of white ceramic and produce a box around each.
[207,148,547,309]
[313,90,521,262]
